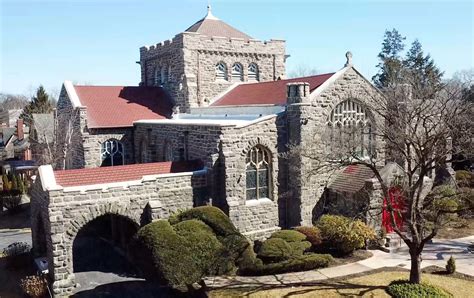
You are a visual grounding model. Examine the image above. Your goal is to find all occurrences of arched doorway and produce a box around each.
[72,214,139,275]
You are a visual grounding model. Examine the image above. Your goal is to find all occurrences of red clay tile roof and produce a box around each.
[328,164,375,194]
[54,160,203,187]
[211,73,335,107]
[74,86,174,128]
[185,18,252,40]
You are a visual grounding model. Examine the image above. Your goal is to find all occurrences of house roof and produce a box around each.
[0,127,16,147]
[185,6,252,40]
[328,164,375,194]
[73,86,174,128]
[210,72,335,107]
[53,160,204,188]
[32,113,54,144]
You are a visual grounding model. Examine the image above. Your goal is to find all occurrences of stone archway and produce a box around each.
[51,203,143,294]
[72,213,139,274]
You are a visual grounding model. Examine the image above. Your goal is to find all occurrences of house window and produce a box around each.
[101,139,124,167]
[248,63,259,82]
[246,146,271,200]
[216,62,228,81]
[326,99,373,158]
[232,63,243,82]
[154,67,161,86]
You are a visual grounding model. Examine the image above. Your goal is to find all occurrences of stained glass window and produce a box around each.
[101,139,124,167]
[326,99,374,158]
[246,146,271,200]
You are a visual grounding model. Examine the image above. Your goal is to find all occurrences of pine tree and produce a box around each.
[372,29,406,89]
[403,39,443,99]
[20,86,54,125]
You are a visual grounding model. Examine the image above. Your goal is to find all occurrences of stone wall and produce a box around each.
[286,67,386,227]
[135,116,283,239]
[30,169,207,296]
[56,87,134,169]
[140,32,286,111]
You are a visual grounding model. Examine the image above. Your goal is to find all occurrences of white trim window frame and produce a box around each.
[101,139,124,167]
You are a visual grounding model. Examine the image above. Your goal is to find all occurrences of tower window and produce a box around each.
[154,67,161,86]
[216,62,228,81]
[232,63,243,82]
[248,63,259,82]
[161,66,167,84]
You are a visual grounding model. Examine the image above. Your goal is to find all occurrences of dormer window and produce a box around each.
[232,63,243,82]
[216,62,228,81]
[248,63,259,82]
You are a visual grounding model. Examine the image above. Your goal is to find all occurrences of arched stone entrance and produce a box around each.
[72,213,139,274]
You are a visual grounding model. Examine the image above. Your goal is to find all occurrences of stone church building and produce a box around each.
[31,7,390,295]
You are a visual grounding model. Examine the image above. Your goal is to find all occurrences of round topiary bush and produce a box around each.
[294,226,322,247]
[387,280,452,298]
[131,207,251,290]
[316,214,376,255]
[173,206,239,236]
[270,230,307,242]
[257,238,292,262]
[131,219,228,290]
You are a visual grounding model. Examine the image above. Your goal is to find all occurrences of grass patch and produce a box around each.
[208,270,474,297]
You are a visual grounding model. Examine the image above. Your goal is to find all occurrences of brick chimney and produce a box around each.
[17,119,24,140]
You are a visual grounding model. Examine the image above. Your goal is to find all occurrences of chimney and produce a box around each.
[286,82,310,104]
[17,119,24,140]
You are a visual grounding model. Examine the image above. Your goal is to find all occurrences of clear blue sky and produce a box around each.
[1,0,473,96]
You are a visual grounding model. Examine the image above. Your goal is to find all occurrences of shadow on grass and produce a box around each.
[72,281,206,298]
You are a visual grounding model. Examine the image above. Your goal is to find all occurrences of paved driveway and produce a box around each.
[360,236,474,276]
[0,228,31,251]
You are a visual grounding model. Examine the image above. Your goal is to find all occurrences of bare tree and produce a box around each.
[288,64,319,78]
[289,75,473,283]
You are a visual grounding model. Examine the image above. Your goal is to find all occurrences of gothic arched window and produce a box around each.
[326,99,374,158]
[248,63,259,82]
[216,62,228,81]
[246,146,271,200]
[154,67,161,86]
[101,139,124,167]
[232,63,243,82]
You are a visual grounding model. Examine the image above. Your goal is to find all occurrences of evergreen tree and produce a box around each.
[403,39,443,99]
[372,29,406,89]
[20,86,54,125]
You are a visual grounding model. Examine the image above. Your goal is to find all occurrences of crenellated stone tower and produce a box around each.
[139,5,287,112]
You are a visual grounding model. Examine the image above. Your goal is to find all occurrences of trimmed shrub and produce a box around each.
[20,275,48,298]
[294,226,322,247]
[270,230,307,242]
[446,256,456,274]
[173,206,238,236]
[173,206,250,273]
[257,238,292,262]
[387,280,452,298]
[456,170,474,188]
[288,241,312,256]
[239,253,333,276]
[317,215,376,255]
[131,219,227,290]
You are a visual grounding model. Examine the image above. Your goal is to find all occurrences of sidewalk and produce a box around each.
[204,236,474,289]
